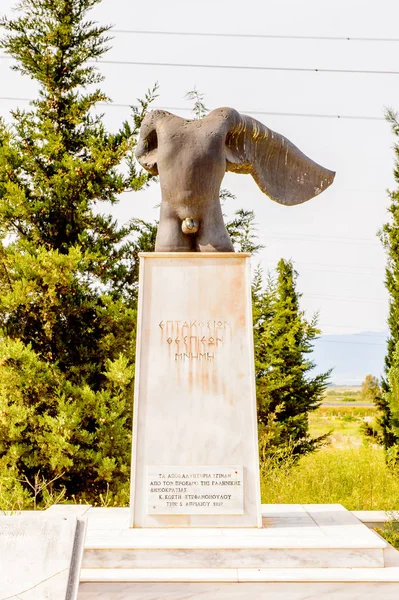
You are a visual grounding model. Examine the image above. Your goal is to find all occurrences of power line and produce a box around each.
[0,96,34,102]
[0,96,385,122]
[268,234,380,247]
[308,294,385,304]
[269,232,378,243]
[97,60,399,77]
[298,267,382,277]
[2,55,399,76]
[139,106,385,122]
[317,339,385,346]
[289,261,384,272]
[320,324,387,333]
[266,261,385,277]
[111,30,399,43]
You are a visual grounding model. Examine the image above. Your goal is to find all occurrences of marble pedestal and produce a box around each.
[78,505,399,599]
[130,253,261,528]
[91,253,399,597]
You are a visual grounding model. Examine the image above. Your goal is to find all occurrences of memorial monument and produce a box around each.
[129,108,334,528]
[78,110,399,598]
[134,107,335,252]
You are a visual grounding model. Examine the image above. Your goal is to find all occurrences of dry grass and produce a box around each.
[309,405,376,448]
[260,445,399,511]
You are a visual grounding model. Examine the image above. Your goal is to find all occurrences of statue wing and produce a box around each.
[215,109,335,206]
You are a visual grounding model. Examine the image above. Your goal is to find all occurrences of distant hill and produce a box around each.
[311,331,388,385]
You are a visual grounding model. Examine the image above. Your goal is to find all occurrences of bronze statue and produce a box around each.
[135,108,335,252]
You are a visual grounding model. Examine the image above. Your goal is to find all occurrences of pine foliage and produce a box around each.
[378,108,399,453]
[387,344,399,440]
[0,0,155,506]
[253,259,330,459]
[0,10,331,507]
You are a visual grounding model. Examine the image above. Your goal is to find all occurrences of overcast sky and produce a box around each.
[1,0,399,348]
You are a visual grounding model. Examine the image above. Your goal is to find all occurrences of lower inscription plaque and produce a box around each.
[147,466,244,515]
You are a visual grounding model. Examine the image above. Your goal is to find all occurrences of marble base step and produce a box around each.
[77,581,399,600]
[79,553,399,600]
[82,504,387,570]
[81,563,399,584]
[77,504,399,598]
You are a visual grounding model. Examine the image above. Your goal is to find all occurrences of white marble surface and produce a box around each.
[353,509,399,529]
[130,253,261,528]
[46,504,91,518]
[80,565,399,582]
[82,546,383,569]
[84,505,387,548]
[78,582,399,599]
[0,507,88,600]
[81,504,388,570]
[78,505,399,597]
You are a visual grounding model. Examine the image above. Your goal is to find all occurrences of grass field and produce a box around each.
[260,445,399,510]
[323,385,372,404]
[309,405,376,448]
[312,385,378,447]
[261,389,399,512]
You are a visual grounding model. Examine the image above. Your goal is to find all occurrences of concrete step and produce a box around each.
[78,575,399,600]
[81,564,399,584]
[77,504,399,598]
[82,545,384,569]
[82,504,387,569]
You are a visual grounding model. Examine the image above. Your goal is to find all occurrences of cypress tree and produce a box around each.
[0,0,155,506]
[378,109,399,456]
[253,259,330,459]
[386,344,399,450]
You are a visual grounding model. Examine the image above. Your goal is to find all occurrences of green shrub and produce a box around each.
[376,512,399,549]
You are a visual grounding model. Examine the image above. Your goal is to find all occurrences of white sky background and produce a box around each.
[1,0,398,341]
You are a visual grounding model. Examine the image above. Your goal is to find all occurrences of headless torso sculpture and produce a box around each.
[130,107,335,528]
[135,107,335,252]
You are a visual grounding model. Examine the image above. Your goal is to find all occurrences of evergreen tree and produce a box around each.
[226,209,263,254]
[378,109,399,454]
[360,374,381,404]
[0,0,156,506]
[386,343,399,449]
[0,20,332,507]
[253,259,330,459]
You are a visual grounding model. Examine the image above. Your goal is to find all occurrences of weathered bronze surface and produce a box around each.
[135,107,335,252]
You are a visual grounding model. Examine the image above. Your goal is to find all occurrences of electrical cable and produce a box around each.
[316,339,386,345]
[111,30,399,43]
[96,59,399,77]
[320,324,387,333]
[267,234,380,246]
[307,294,385,304]
[2,54,399,76]
[0,96,386,121]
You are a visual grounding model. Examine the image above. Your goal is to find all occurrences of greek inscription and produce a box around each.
[160,319,231,361]
[147,466,243,515]
[174,352,215,361]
